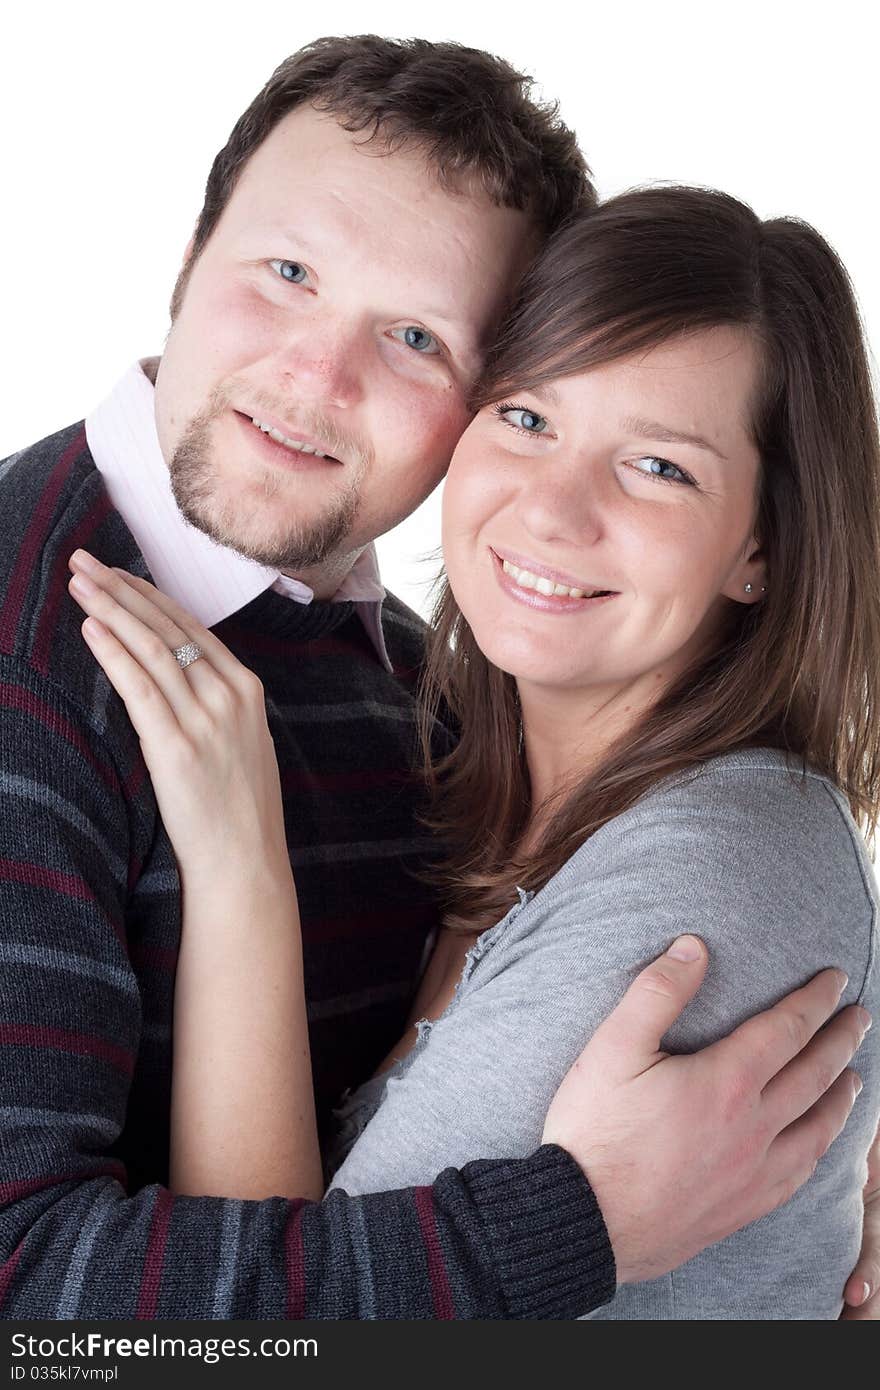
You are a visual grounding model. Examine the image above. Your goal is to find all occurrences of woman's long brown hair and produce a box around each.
[418,187,880,932]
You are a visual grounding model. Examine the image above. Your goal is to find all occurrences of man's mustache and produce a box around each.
[202,379,373,473]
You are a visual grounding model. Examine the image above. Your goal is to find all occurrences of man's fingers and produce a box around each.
[766,1068,862,1204]
[840,1287,880,1319]
[585,936,708,1079]
[762,1005,871,1129]
[863,1124,880,1193]
[707,969,850,1092]
[841,1186,880,1318]
[843,1263,878,1314]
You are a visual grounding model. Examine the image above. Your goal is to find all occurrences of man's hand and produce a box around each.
[542,935,870,1286]
[841,1124,880,1319]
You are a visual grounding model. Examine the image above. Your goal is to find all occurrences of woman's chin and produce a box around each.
[471,632,597,691]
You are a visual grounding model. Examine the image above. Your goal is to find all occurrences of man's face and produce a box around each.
[154,104,535,588]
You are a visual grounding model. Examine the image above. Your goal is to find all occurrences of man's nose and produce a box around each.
[273,316,365,408]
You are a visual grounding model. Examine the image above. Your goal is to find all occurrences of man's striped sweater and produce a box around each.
[0,423,615,1319]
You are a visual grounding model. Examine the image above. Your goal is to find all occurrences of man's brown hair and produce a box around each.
[172,34,594,315]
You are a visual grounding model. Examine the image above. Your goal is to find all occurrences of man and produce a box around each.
[0,36,867,1319]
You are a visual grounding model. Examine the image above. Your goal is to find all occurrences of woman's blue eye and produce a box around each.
[391,326,441,355]
[270,260,309,284]
[500,407,549,434]
[632,455,692,484]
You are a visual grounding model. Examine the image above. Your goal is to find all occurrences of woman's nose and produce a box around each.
[516,463,606,547]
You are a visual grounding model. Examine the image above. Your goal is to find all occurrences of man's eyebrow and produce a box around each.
[411,305,480,346]
[414,308,466,332]
[621,416,729,462]
[276,229,321,258]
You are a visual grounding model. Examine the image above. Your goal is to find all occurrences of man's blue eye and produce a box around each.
[500,407,549,434]
[270,260,308,284]
[391,326,441,355]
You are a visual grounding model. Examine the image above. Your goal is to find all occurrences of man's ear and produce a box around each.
[721,534,768,605]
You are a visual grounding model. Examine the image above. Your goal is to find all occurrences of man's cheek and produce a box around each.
[186,284,276,374]
[399,391,472,476]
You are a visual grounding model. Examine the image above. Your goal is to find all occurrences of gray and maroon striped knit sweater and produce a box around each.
[0,423,614,1319]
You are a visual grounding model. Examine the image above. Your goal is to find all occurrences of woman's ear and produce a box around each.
[721,534,767,605]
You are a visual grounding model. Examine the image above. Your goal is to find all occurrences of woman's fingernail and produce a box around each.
[668,935,702,962]
[69,572,97,597]
[858,1280,871,1305]
[72,549,100,574]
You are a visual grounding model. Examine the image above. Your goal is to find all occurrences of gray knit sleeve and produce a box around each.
[329,750,879,1320]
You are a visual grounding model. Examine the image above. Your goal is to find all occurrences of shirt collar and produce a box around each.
[85,360,392,670]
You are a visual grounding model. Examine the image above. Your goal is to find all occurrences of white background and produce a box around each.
[1,0,876,617]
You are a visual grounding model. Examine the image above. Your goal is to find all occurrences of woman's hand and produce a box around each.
[67,548,289,887]
[68,548,323,1201]
[841,1124,880,1319]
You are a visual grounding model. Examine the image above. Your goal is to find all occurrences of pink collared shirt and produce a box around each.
[85,361,392,669]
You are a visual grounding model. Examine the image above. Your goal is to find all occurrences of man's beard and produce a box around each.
[167,389,368,572]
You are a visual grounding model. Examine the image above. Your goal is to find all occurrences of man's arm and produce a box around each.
[0,657,610,1318]
[0,664,865,1317]
[543,937,868,1289]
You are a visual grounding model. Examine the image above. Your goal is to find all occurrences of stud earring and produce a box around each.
[744,583,767,595]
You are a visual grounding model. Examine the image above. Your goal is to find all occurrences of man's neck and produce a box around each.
[283,547,366,599]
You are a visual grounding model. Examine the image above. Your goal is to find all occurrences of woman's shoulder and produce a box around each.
[636,744,855,817]
[529,746,877,1009]
[564,746,872,883]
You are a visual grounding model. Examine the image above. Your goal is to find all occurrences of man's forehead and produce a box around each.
[209,105,536,358]
[232,106,530,260]
[237,106,463,209]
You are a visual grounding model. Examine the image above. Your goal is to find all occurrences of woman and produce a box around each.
[68,186,879,1317]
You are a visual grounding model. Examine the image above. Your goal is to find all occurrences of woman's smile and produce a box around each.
[491,547,620,613]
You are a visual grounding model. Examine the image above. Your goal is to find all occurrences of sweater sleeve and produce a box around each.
[329,754,879,1319]
[0,660,614,1319]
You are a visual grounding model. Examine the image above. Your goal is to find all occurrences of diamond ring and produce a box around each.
[172,641,203,671]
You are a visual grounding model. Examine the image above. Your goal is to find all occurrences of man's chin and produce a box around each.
[173,490,355,572]
[168,430,363,572]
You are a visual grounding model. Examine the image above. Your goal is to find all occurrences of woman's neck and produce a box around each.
[518,672,660,812]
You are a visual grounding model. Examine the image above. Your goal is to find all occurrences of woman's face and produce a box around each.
[441,325,768,705]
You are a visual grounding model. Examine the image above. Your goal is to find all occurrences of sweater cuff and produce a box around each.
[462,1144,616,1319]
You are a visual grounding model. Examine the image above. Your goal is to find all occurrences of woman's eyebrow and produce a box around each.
[621,415,729,461]
[523,383,561,407]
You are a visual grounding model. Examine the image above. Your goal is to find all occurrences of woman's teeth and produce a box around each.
[501,558,605,599]
[251,418,327,458]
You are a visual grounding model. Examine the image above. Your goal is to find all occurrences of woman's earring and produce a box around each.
[744,583,768,595]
